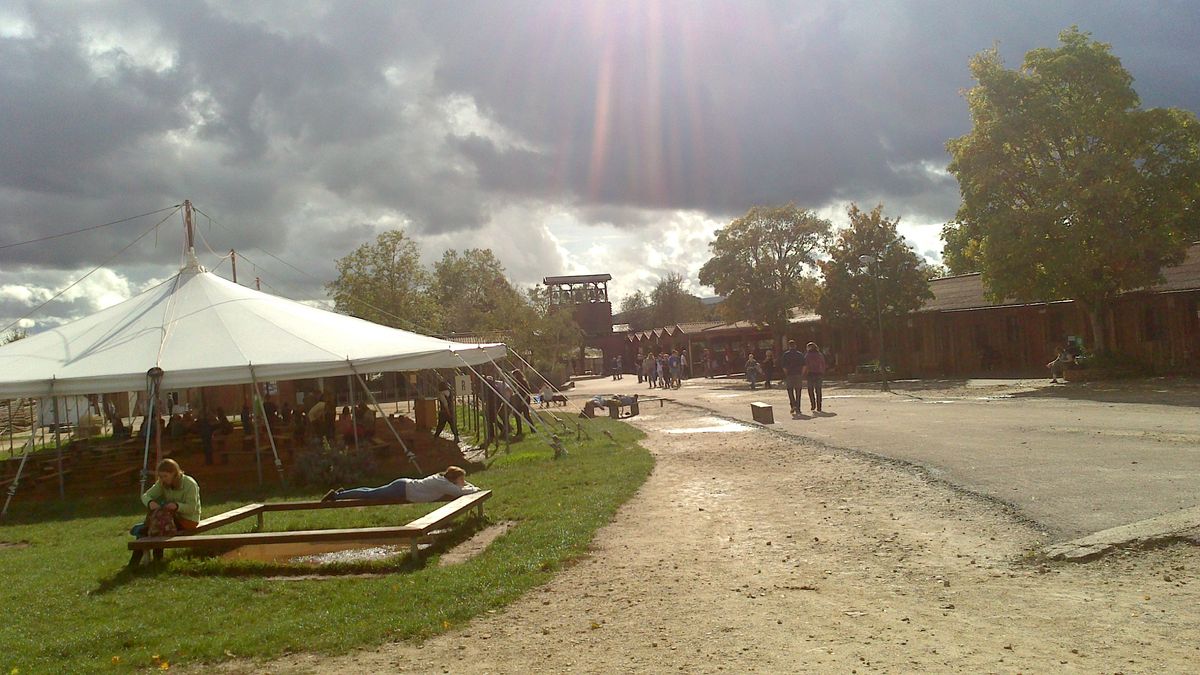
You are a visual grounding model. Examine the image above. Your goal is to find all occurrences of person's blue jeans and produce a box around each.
[807,374,824,411]
[785,375,803,412]
[336,479,408,501]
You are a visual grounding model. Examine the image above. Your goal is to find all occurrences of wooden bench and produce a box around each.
[606,399,640,419]
[129,490,491,560]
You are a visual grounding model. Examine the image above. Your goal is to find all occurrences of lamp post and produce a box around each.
[858,254,890,393]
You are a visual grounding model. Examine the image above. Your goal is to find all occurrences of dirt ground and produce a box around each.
[217,403,1200,674]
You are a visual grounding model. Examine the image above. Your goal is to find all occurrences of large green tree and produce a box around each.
[648,272,708,327]
[617,290,653,331]
[326,230,440,331]
[943,27,1200,352]
[432,248,525,334]
[819,204,934,354]
[699,204,829,348]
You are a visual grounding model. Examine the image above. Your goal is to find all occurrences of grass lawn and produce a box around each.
[0,415,652,673]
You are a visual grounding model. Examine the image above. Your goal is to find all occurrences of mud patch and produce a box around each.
[0,540,31,550]
[439,521,515,566]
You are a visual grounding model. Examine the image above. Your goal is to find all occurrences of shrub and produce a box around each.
[292,438,377,487]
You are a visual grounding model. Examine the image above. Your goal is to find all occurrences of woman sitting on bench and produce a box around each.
[322,465,478,503]
[130,459,202,565]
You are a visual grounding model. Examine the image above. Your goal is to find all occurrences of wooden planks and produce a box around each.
[128,490,492,556]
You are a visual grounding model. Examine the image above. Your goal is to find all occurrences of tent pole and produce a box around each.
[249,366,286,486]
[0,433,36,520]
[140,368,163,495]
[456,353,564,459]
[53,393,64,499]
[348,375,360,453]
[7,400,12,456]
[349,363,422,475]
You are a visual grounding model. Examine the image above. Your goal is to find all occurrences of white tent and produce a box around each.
[0,258,506,398]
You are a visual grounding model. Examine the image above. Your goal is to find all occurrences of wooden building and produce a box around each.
[623,243,1200,378]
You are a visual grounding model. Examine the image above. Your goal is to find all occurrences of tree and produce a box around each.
[943,27,1200,352]
[617,290,653,331]
[698,204,830,348]
[432,249,525,334]
[326,230,440,331]
[819,204,934,353]
[648,272,708,328]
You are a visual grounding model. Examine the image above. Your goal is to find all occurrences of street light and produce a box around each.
[858,254,890,393]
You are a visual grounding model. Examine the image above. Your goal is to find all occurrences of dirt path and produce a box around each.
[221,404,1200,673]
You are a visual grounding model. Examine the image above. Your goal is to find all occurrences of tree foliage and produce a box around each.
[698,204,829,344]
[617,290,653,331]
[618,274,712,331]
[326,230,440,331]
[432,249,525,334]
[648,272,709,327]
[943,27,1200,351]
[819,204,934,331]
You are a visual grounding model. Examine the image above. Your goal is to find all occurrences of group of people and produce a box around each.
[780,340,827,415]
[477,369,537,451]
[639,350,686,389]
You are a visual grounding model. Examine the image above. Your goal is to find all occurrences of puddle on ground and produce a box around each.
[664,417,755,434]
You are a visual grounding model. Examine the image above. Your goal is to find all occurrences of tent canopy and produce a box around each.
[0,260,506,398]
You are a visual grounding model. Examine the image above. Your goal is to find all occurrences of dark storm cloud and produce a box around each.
[1,0,1198,326]
[427,0,1200,220]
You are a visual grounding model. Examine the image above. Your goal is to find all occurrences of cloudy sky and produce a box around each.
[2,1,1199,333]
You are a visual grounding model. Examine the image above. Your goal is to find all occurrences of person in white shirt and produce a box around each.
[322,466,479,503]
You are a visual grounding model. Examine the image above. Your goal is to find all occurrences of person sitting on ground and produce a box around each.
[130,458,201,566]
[1047,339,1079,383]
[213,407,234,435]
[322,465,479,503]
[165,413,186,439]
[355,401,376,439]
[337,406,357,445]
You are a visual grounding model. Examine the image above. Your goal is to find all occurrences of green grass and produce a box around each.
[0,416,652,673]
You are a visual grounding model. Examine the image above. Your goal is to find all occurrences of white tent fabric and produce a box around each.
[0,260,506,397]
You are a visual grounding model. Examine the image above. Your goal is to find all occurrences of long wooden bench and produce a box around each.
[129,490,491,560]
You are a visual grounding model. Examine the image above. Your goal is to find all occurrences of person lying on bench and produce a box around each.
[321,465,479,503]
[129,459,202,565]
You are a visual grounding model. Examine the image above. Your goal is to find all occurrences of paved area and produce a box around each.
[573,375,1200,540]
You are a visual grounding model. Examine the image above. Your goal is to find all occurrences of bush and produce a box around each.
[292,438,378,487]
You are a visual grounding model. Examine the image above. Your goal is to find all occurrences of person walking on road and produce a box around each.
[780,339,805,416]
[803,341,827,413]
